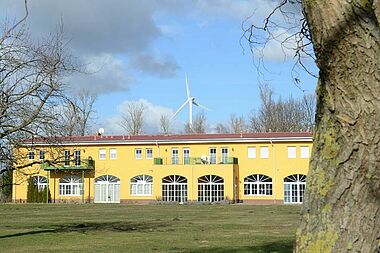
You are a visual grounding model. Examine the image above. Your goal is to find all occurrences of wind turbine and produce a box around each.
[171,73,209,127]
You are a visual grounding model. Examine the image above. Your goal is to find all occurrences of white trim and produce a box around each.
[146,148,153,160]
[135,148,142,160]
[110,148,117,160]
[99,149,106,160]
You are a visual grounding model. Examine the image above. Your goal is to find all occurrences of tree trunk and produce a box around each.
[296,1,380,252]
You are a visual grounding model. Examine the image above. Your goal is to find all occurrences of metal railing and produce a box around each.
[153,156,238,165]
[41,159,95,170]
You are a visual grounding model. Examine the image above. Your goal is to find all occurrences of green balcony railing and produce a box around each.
[41,159,95,171]
[153,157,238,165]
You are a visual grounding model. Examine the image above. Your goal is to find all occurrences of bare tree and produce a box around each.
[185,111,207,134]
[0,1,78,177]
[229,113,246,133]
[120,101,145,135]
[159,113,171,135]
[215,123,229,134]
[60,90,97,136]
[244,0,380,251]
[301,93,316,131]
[249,84,314,132]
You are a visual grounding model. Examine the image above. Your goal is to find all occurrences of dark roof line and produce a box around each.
[23,132,313,144]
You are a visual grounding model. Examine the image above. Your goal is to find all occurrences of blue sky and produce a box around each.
[1,0,318,134]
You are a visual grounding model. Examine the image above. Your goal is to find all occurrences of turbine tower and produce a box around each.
[172,73,208,127]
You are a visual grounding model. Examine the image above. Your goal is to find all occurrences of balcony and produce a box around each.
[41,159,95,171]
[153,156,238,165]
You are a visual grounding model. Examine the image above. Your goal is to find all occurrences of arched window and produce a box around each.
[162,175,187,203]
[198,175,224,202]
[130,175,153,196]
[284,174,307,204]
[32,176,47,191]
[59,175,83,196]
[244,174,273,196]
[94,175,120,203]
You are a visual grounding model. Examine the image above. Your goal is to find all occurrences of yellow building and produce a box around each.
[12,132,312,204]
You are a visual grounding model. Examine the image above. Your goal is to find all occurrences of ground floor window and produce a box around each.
[284,174,306,204]
[59,175,83,196]
[162,175,187,202]
[33,176,47,191]
[198,175,224,202]
[94,175,120,203]
[244,174,273,196]
[130,175,153,196]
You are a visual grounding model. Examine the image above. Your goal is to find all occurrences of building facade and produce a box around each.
[13,132,312,204]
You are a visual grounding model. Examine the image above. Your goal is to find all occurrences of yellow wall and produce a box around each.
[13,139,312,204]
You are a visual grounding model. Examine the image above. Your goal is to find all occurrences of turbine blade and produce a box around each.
[185,73,190,99]
[193,101,210,111]
[171,100,189,119]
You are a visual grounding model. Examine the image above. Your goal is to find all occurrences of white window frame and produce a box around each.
[172,148,179,164]
[197,175,224,202]
[39,150,45,161]
[300,146,310,158]
[162,175,187,202]
[33,176,48,191]
[110,149,117,160]
[74,150,81,166]
[247,147,256,159]
[221,147,228,163]
[288,146,297,159]
[135,148,142,160]
[260,146,269,158]
[130,175,153,196]
[64,150,70,167]
[99,149,106,160]
[59,175,83,196]
[94,175,120,203]
[284,174,307,204]
[28,150,35,160]
[244,174,273,196]
[209,148,217,164]
[183,148,190,165]
[146,148,153,160]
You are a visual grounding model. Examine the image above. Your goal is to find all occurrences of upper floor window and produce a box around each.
[99,149,106,160]
[74,150,81,166]
[288,146,297,159]
[28,150,35,160]
[221,148,228,163]
[300,146,310,158]
[247,147,256,159]
[110,149,117,160]
[135,148,142,160]
[260,146,269,158]
[172,148,179,164]
[146,148,153,160]
[209,148,217,164]
[64,150,70,166]
[183,148,190,165]
[39,150,45,161]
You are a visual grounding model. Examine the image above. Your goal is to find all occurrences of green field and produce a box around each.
[0,204,301,253]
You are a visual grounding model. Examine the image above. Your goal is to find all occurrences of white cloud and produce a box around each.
[257,28,297,62]
[194,0,278,21]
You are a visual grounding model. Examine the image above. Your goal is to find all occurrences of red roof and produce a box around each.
[23,132,312,144]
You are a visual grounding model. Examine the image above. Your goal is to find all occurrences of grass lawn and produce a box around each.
[0,204,301,253]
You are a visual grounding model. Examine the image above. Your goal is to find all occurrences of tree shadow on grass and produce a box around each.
[0,221,167,239]
[183,240,293,253]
